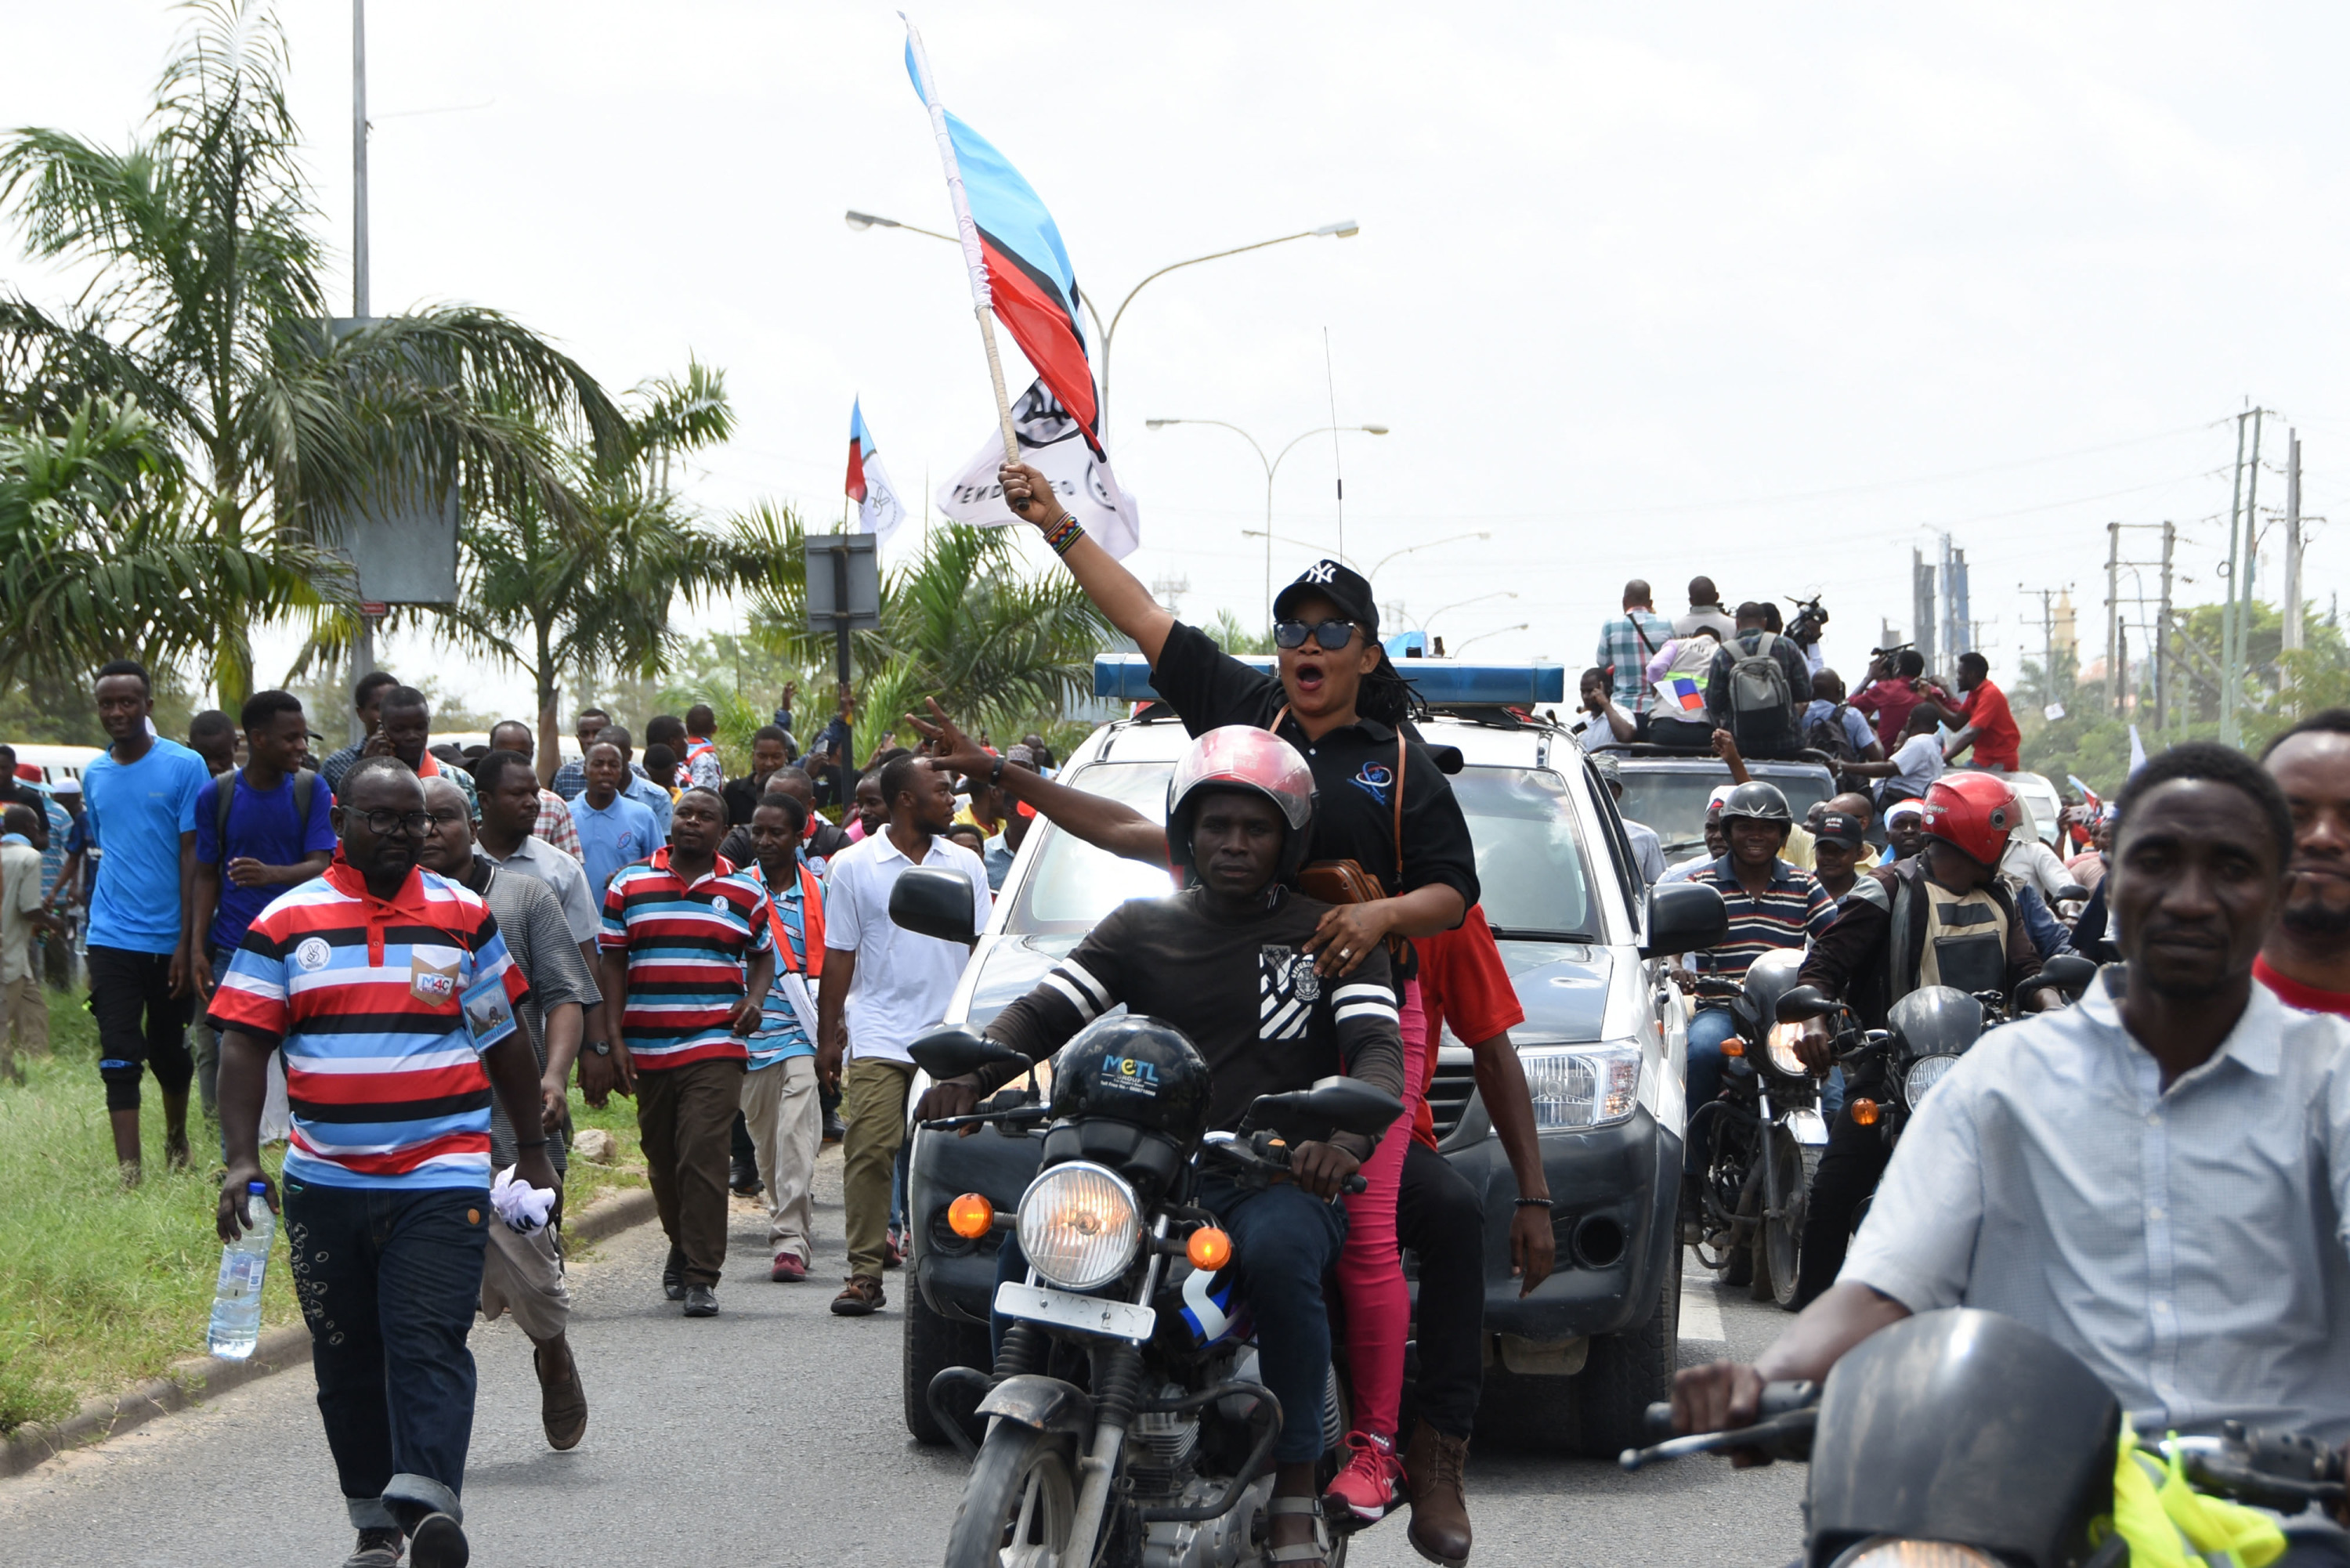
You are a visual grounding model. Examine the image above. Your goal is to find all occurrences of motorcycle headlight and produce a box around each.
[1830,1540,2000,1568]
[1518,1044,1642,1130]
[1902,1053,1960,1107]
[1765,1021,1812,1079]
[1016,1160,1141,1292]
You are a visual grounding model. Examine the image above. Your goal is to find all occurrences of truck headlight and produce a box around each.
[1518,1043,1642,1130]
[1016,1160,1141,1291]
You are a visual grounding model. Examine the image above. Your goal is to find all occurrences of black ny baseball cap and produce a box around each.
[1816,811,1867,848]
[1272,558,1379,633]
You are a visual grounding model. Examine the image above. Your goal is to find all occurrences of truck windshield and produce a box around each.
[1618,768,1835,858]
[1003,761,1595,940]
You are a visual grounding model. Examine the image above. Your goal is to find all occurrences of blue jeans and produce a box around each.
[283,1180,490,1530]
[992,1175,1347,1465]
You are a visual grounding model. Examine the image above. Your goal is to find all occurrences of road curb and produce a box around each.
[1,1182,656,1479]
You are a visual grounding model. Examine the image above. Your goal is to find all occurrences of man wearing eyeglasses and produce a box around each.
[207,756,555,1568]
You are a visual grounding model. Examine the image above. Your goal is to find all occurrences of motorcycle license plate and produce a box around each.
[994,1281,1157,1342]
[1785,1107,1828,1147]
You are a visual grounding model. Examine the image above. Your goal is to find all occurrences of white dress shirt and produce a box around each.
[823,829,992,1065]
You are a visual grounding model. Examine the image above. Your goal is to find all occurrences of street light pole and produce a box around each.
[849,211,1358,439]
[1452,623,1531,656]
[1150,421,1388,625]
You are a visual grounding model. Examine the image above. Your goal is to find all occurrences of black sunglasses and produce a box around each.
[1274,618,1361,651]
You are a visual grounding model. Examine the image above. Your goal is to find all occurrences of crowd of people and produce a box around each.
[9,502,2350,1565]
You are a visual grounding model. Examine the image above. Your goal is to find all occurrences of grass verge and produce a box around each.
[0,988,646,1434]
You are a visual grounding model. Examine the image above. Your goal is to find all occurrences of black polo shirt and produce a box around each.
[1149,621,1479,913]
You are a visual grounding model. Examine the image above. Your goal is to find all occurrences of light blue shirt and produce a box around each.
[747,861,821,1069]
[573,791,660,905]
[81,737,208,954]
[622,772,673,840]
[1843,972,2350,1443]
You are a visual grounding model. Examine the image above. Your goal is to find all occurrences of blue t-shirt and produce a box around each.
[574,791,660,905]
[193,768,338,950]
[81,738,209,954]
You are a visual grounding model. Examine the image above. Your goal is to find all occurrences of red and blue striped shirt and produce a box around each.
[206,856,530,1191]
[601,847,773,1069]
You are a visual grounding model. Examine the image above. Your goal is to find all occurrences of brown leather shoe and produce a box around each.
[830,1274,886,1316]
[1401,1418,1472,1566]
[533,1337,587,1451]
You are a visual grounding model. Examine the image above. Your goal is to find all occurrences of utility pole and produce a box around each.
[1913,547,1937,674]
[2221,410,2250,748]
[2157,522,2175,732]
[345,0,375,740]
[2283,429,2305,658]
[2106,522,2121,719]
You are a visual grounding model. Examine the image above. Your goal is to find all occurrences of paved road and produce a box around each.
[0,1150,1806,1566]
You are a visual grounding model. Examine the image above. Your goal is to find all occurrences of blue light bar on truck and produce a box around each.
[1094,655,1564,706]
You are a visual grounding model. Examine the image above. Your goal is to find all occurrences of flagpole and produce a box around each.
[904,16,1021,466]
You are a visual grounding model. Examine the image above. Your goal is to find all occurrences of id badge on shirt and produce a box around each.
[460,969,517,1054]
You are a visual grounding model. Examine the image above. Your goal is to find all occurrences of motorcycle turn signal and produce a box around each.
[1851,1099,1880,1126]
[1186,1227,1233,1271]
[947,1193,996,1239]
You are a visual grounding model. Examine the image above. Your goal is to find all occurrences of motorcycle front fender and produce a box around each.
[976,1373,1095,1441]
[1783,1107,1829,1147]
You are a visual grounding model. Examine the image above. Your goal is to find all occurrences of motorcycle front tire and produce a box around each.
[1759,1129,1820,1311]
[942,1424,1080,1568]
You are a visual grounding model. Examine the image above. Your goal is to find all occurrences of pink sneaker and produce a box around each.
[1324,1429,1403,1522]
[770,1253,808,1282]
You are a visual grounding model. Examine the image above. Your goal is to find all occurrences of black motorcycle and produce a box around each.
[906,1016,1402,1568]
[1688,950,1830,1310]
[1622,1306,2345,1566]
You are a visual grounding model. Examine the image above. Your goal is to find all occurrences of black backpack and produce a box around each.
[1805,702,1861,764]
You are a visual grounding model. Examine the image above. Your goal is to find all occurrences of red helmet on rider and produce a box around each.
[1920,772,2019,870]
[1166,726,1318,883]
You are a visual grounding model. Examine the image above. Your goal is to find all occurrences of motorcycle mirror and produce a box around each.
[2054,883,2090,904]
[2034,952,2100,1004]
[889,865,980,948]
[906,1024,1026,1083]
[1775,984,1835,1024]
[1242,1075,1405,1141]
[1641,881,1729,959]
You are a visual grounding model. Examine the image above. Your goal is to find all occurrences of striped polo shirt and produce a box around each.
[1691,854,1836,979]
[600,847,772,1069]
[207,856,529,1191]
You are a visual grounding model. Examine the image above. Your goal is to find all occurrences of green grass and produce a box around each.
[0,990,645,1434]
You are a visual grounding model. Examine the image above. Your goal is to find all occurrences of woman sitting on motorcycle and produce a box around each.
[918,726,1407,1566]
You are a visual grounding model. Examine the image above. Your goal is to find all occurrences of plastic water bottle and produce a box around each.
[207,1182,273,1360]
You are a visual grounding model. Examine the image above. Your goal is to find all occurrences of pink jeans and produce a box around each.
[1337,976,1428,1441]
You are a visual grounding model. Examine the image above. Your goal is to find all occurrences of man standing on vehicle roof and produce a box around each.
[1704,602,1813,761]
[1678,782,1835,1201]
[2257,710,2350,1017]
[1676,746,2350,1568]
[1850,649,1953,757]
[920,726,1407,1568]
[1784,772,2052,1310]
[1677,576,1737,641]
[1596,580,1675,723]
[1912,652,2021,773]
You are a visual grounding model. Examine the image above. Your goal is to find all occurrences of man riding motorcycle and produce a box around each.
[1784,771,2056,1308]
[1675,743,2350,1566]
[917,725,1406,1567]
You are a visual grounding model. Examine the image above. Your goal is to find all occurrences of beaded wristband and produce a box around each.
[1043,512,1085,556]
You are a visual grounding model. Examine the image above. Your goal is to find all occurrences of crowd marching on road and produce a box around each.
[14,518,2350,1568]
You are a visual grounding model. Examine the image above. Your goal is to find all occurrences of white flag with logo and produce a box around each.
[936,379,1141,558]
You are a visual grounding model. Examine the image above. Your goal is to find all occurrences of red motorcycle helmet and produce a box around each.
[1166,726,1318,883]
[1921,772,2019,870]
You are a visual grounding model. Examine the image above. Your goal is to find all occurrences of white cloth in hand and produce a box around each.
[490,1165,558,1234]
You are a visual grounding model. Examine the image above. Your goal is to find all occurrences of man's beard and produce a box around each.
[2282,883,2350,940]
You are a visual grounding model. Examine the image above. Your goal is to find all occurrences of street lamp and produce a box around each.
[1365,532,1490,590]
[1149,421,1389,625]
[1452,623,1529,656]
[848,209,1359,435]
[1405,591,1517,630]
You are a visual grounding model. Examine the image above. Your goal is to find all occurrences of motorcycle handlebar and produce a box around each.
[1622,1382,1820,1471]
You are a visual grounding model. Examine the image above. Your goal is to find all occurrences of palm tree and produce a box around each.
[732,508,1109,752]
[434,361,751,771]
[0,0,624,704]
[0,392,317,686]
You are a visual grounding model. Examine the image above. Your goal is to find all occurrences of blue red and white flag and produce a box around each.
[845,398,907,547]
[903,20,1101,455]
[1654,675,1706,713]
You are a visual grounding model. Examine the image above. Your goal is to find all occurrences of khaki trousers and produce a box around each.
[635,1057,745,1288]
[739,1056,822,1265]
[2,974,47,1078]
[479,1218,571,1342]
[841,1057,915,1281]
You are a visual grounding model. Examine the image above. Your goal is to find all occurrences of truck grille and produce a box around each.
[1426,1055,1477,1142]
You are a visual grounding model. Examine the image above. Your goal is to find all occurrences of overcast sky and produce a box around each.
[13,2,2350,717]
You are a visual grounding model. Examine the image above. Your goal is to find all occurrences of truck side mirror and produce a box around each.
[1641,880,1729,959]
